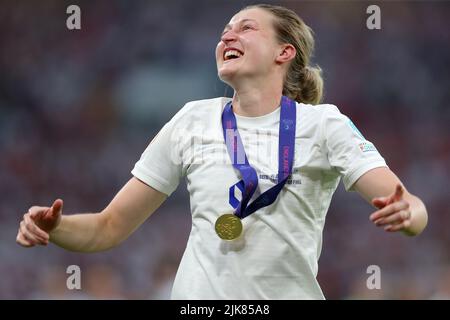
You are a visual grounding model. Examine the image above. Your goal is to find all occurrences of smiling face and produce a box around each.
[216,8,283,87]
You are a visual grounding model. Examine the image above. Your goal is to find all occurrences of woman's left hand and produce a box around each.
[369,184,412,232]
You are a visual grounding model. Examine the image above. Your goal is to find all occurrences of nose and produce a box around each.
[221,29,238,44]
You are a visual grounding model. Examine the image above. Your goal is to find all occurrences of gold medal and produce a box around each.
[215,213,243,241]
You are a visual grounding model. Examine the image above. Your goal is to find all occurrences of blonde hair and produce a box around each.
[244,4,324,105]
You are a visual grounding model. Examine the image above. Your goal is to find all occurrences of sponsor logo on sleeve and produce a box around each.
[359,141,378,153]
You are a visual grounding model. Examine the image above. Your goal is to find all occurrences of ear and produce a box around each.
[275,44,296,64]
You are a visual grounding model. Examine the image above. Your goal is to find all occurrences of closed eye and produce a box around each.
[221,19,258,36]
[242,24,255,31]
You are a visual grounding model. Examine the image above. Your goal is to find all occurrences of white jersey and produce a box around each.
[131,97,387,299]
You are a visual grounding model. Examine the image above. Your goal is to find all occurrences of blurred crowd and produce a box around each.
[0,1,449,299]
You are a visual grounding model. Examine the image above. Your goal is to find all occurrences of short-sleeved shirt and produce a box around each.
[131,97,387,299]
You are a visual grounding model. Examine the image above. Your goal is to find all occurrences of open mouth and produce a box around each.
[223,49,244,61]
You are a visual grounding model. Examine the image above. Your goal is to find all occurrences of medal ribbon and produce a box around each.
[221,96,296,219]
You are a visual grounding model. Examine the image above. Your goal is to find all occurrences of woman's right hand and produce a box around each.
[16,199,63,247]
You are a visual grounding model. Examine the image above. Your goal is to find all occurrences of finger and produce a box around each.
[385,219,411,232]
[19,226,38,245]
[372,197,388,209]
[24,214,50,242]
[20,221,47,245]
[20,221,41,244]
[370,200,409,221]
[16,232,34,247]
[374,210,411,226]
[28,206,48,219]
[393,184,404,202]
[382,184,405,207]
[375,210,410,226]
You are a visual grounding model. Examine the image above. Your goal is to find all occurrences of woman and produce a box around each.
[16,4,428,299]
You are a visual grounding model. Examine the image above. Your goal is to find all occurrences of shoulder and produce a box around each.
[171,97,231,123]
[297,102,342,117]
[184,97,232,108]
[296,102,347,128]
[295,102,356,143]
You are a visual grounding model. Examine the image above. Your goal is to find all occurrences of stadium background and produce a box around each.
[0,0,449,299]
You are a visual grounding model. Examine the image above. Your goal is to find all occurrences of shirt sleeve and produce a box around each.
[322,105,388,191]
[131,113,184,196]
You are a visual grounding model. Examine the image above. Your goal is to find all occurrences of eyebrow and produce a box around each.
[223,19,257,31]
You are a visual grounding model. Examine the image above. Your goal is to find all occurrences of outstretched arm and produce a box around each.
[17,177,167,252]
[353,167,428,236]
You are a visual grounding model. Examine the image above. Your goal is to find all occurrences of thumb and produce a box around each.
[392,184,404,202]
[371,184,405,209]
[47,199,63,219]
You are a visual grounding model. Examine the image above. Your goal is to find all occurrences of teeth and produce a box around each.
[224,50,242,60]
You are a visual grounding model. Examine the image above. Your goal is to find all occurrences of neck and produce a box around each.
[231,82,283,117]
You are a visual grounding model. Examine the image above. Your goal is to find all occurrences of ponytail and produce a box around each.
[296,65,323,105]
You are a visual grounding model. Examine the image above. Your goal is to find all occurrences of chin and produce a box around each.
[218,68,237,84]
